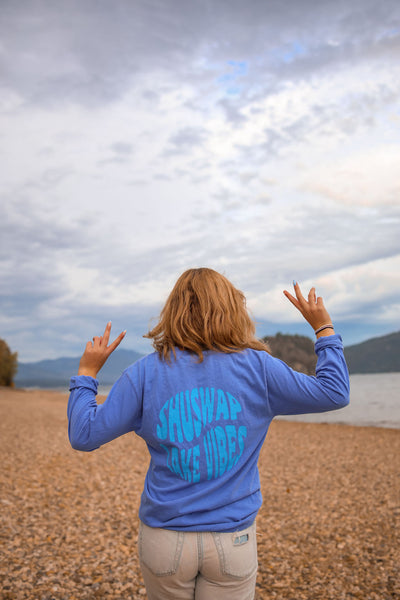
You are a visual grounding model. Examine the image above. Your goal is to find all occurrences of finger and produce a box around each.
[308,287,316,304]
[293,282,308,308]
[107,330,127,354]
[283,290,301,310]
[85,341,92,351]
[92,336,101,347]
[102,321,112,345]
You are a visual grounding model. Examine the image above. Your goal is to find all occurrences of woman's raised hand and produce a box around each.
[283,281,335,337]
[78,322,126,378]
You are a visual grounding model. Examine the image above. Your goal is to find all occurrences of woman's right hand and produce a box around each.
[283,281,335,337]
[78,322,126,378]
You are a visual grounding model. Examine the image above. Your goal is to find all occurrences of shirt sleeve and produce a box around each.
[266,334,350,416]
[67,367,142,452]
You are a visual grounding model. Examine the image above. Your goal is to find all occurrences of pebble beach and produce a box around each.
[1,387,399,600]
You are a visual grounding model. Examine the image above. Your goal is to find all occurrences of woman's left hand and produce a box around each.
[78,322,126,378]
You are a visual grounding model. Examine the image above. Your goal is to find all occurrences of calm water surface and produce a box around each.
[277,372,400,429]
[43,373,400,430]
[98,373,400,429]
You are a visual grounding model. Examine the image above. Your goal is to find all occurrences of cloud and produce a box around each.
[110,142,134,155]
[165,126,208,155]
[1,0,398,108]
[247,253,400,328]
[1,0,400,360]
[301,145,400,207]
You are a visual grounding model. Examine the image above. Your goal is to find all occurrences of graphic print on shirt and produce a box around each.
[156,387,246,483]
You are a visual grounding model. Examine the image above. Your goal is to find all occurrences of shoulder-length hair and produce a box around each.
[144,267,270,362]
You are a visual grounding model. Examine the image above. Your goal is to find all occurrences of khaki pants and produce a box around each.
[138,520,257,600]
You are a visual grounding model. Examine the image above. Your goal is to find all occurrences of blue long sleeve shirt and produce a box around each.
[68,334,349,532]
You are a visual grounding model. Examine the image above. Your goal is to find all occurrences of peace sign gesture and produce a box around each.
[283,281,335,337]
[78,322,126,378]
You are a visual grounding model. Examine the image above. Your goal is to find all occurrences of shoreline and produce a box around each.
[1,387,399,599]
[7,384,400,430]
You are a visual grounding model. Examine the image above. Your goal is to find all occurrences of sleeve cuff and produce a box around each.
[314,333,343,350]
[69,375,99,393]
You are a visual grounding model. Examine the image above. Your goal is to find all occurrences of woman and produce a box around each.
[68,268,349,600]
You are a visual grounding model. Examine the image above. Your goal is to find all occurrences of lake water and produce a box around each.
[96,372,400,429]
[276,372,400,429]
[34,372,400,430]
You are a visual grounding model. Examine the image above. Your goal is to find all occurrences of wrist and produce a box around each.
[77,368,98,378]
[316,328,335,338]
[314,323,335,338]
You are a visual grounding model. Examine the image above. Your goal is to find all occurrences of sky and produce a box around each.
[1,0,399,362]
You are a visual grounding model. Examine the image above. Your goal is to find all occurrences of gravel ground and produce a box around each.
[1,387,399,599]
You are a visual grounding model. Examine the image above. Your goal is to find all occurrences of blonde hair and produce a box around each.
[144,268,270,362]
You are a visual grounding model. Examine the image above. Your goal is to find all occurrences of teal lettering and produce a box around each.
[204,433,213,480]
[193,445,200,482]
[191,388,202,437]
[160,444,174,473]
[180,447,192,482]
[160,388,245,484]
[227,393,242,420]
[180,391,194,442]
[216,389,229,421]
[171,446,183,478]
[215,426,228,476]
[200,387,215,425]
[225,425,237,470]
[157,399,169,440]
[211,428,219,478]
[169,393,183,443]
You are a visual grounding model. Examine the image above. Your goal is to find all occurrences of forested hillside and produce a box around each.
[262,333,317,374]
[0,338,18,386]
[264,331,400,374]
[344,331,400,374]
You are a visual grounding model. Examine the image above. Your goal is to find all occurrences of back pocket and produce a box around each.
[213,523,258,579]
[138,521,184,576]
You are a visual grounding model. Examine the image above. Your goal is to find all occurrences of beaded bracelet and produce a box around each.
[314,324,334,335]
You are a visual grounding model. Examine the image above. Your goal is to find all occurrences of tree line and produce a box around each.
[0,338,18,387]
[263,333,317,375]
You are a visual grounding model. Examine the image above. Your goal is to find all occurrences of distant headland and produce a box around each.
[13,331,400,389]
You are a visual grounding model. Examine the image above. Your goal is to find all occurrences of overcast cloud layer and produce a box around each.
[1,0,399,361]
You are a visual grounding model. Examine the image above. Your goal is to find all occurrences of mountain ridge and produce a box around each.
[343,330,400,374]
[14,330,400,388]
[15,348,144,388]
